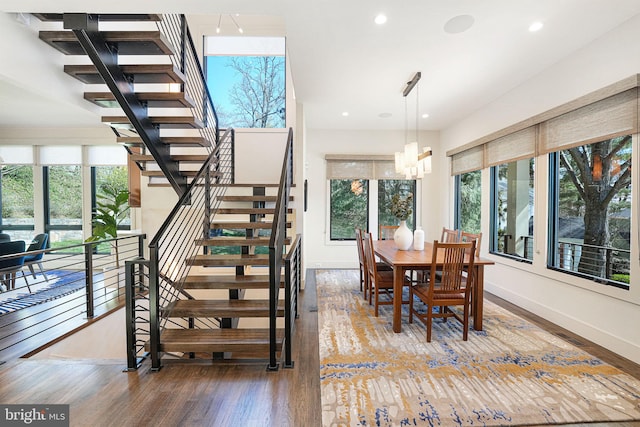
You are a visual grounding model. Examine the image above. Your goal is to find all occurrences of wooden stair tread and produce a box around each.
[164,299,285,317]
[218,195,294,202]
[141,170,222,177]
[117,136,210,147]
[187,254,271,267]
[130,153,209,163]
[216,208,292,214]
[65,64,186,84]
[181,274,280,289]
[39,30,175,56]
[34,13,162,22]
[155,328,285,353]
[84,91,195,108]
[197,236,291,246]
[209,221,284,230]
[103,115,203,129]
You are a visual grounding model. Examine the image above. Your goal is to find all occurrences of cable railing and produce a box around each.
[156,14,221,157]
[0,234,145,361]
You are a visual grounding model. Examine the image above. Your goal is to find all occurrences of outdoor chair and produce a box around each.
[0,240,29,293]
[24,233,49,282]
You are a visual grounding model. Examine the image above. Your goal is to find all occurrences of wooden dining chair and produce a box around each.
[461,231,482,257]
[363,231,410,316]
[355,228,368,299]
[379,225,399,241]
[441,227,461,243]
[409,240,476,342]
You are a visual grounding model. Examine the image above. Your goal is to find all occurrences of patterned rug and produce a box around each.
[0,270,88,315]
[317,269,640,426]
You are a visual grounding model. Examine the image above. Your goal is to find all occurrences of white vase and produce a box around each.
[394,220,413,250]
[413,226,425,251]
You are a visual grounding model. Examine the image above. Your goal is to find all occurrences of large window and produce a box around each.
[330,179,369,240]
[490,158,535,261]
[205,36,286,129]
[455,170,481,234]
[44,165,83,249]
[548,136,631,287]
[0,165,34,241]
[93,165,131,230]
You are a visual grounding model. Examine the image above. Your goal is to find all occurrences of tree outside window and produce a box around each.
[330,179,369,240]
[0,165,34,241]
[378,180,416,231]
[206,56,285,129]
[455,171,481,234]
[550,136,631,285]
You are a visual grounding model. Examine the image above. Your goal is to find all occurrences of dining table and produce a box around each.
[373,239,495,333]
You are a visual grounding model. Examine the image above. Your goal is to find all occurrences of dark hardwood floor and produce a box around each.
[0,269,638,426]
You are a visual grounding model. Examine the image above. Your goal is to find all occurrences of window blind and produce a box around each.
[485,126,536,167]
[539,88,638,154]
[325,155,405,180]
[451,146,483,175]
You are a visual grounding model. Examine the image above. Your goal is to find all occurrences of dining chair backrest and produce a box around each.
[24,233,48,262]
[441,227,461,243]
[0,233,11,243]
[429,240,475,293]
[460,231,482,257]
[0,240,26,270]
[362,232,375,280]
[379,225,398,241]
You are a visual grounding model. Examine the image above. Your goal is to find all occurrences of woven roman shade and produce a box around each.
[325,155,405,180]
[539,88,638,154]
[485,126,537,168]
[451,146,483,175]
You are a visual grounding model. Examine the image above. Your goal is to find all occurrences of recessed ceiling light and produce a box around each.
[378,112,392,118]
[529,21,544,32]
[421,113,429,119]
[342,112,349,117]
[444,15,474,34]
[374,14,387,25]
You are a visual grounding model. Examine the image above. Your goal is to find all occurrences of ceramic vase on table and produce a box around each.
[393,220,413,250]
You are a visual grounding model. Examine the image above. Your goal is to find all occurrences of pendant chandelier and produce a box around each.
[394,72,432,179]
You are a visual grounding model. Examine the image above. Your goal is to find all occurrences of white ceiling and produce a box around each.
[1,0,640,132]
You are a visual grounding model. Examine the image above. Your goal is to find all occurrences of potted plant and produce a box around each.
[85,187,130,268]
[391,192,413,250]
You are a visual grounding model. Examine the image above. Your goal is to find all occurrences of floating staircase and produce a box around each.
[33,13,299,370]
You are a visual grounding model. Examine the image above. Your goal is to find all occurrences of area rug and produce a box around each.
[0,270,89,315]
[317,269,640,426]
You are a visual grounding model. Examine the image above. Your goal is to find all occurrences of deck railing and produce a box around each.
[0,234,145,361]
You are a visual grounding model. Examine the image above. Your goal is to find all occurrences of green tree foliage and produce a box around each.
[1,165,34,219]
[459,171,481,234]
[49,166,82,221]
[378,180,415,230]
[330,179,368,239]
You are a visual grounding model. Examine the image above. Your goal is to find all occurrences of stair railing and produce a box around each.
[268,128,295,370]
[156,15,222,163]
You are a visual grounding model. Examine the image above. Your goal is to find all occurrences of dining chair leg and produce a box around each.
[408,287,414,323]
[38,263,49,281]
[426,306,433,343]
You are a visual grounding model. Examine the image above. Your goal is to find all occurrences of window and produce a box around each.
[93,165,131,230]
[548,136,631,288]
[378,180,416,230]
[205,36,286,129]
[330,179,369,240]
[490,158,535,261]
[44,165,83,249]
[0,165,34,241]
[455,170,481,234]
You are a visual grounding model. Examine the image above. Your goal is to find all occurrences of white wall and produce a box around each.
[439,14,640,364]
[304,129,439,269]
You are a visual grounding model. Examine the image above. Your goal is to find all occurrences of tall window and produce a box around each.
[205,36,286,129]
[93,165,131,230]
[330,179,369,240]
[0,165,34,241]
[378,180,416,230]
[44,165,83,249]
[490,158,535,261]
[548,136,631,287]
[455,170,481,234]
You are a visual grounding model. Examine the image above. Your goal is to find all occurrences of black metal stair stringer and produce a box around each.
[63,13,187,196]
